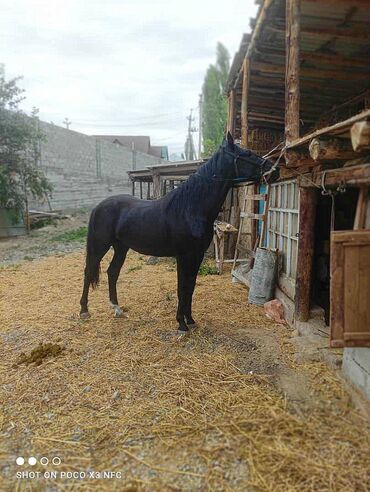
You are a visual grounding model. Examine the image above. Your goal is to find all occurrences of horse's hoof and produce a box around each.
[186,319,197,329]
[80,312,91,319]
[111,304,124,318]
[178,325,189,333]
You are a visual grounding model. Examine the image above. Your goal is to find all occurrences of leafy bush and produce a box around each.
[198,262,219,276]
[0,65,52,219]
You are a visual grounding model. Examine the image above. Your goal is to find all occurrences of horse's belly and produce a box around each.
[129,243,176,257]
[117,213,176,257]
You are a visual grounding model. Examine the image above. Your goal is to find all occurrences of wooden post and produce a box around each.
[227,89,236,135]
[241,58,250,148]
[152,172,161,199]
[295,187,317,321]
[131,181,135,196]
[139,181,143,199]
[353,186,368,230]
[285,0,301,145]
[147,182,151,199]
[161,179,167,197]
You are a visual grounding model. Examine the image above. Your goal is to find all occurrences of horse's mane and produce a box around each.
[164,149,226,215]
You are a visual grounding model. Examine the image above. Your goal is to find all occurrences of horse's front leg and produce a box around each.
[176,257,188,332]
[176,252,204,332]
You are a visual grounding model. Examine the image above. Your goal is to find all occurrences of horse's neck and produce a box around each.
[186,155,233,221]
[201,179,232,221]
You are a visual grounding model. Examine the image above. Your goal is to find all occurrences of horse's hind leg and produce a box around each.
[107,242,128,318]
[80,245,110,318]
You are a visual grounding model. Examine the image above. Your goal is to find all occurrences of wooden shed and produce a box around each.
[128,160,205,199]
[225,0,370,396]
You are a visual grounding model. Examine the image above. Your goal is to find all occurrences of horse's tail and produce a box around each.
[84,208,102,289]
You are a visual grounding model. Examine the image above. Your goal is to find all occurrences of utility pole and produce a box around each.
[63,117,72,130]
[198,93,203,159]
[184,109,196,160]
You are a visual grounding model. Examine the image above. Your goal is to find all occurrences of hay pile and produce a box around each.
[0,251,369,491]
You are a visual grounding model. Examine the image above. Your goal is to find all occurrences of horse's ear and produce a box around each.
[227,131,234,147]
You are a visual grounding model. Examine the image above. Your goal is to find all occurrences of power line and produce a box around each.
[75,119,185,129]
[74,111,185,124]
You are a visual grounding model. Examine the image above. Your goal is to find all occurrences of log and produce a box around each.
[241,58,249,148]
[295,187,317,322]
[285,0,301,144]
[285,148,313,167]
[308,137,354,161]
[351,121,370,152]
[298,163,370,188]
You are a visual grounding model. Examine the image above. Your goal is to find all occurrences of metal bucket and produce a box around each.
[248,247,278,305]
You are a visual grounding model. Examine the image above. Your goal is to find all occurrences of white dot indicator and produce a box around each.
[28,457,37,466]
[16,457,24,466]
[40,457,49,466]
[52,456,61,466]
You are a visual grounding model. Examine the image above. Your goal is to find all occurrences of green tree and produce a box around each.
[0,65,52,220]
[202,42,230,156]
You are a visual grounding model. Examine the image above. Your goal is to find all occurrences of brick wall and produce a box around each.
[30,121,165,211]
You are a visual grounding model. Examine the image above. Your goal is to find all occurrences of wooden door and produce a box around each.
[330,230,370,348]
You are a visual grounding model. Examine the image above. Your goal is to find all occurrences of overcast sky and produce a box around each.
[1,0,257,156]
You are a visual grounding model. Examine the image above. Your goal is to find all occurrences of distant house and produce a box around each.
[94,135,169,160]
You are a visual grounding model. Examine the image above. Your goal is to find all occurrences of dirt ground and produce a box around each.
[0,211,89,265]
[0,221,369,491]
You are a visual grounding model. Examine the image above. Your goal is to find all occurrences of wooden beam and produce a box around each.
[256,48,370,69]
[227,89,236,135]
[246,0,274,60]
[268,25,370,42]
[301,51,370,69]
[285,0,301,145]
[309,137,355,161]
[286,109,370,149]
[351,121,370,151]
[156,175,189,181]
[305,0,369,5]
[231,0,274,92]
[298,163,370,188]
[253,61,370,82]
[241,58,250,148]
[295,188,317,321]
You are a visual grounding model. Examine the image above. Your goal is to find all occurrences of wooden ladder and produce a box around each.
[232,186,270,271]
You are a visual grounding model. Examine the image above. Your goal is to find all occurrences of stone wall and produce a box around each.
[342,348,370,400]
[30,121,165,211]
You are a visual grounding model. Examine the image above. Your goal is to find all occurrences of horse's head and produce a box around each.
[223,132,280,184]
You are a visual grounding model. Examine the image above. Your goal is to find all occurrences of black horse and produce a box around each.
[80,133,279,331]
